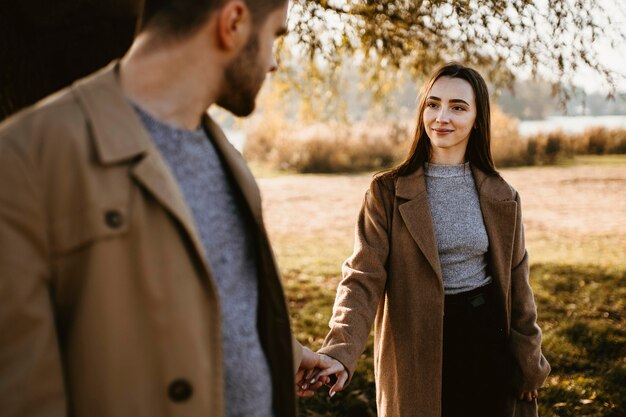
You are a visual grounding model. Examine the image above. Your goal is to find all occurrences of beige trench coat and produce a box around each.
[319,167,550,417]
[0,62,301,417]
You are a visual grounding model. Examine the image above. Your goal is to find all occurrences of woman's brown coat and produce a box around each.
[319,166,550,417]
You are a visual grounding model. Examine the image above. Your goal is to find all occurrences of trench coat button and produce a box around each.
[168,379,193,402]
[104,210,123,229]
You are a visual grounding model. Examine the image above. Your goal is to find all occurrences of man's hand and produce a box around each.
[519,389,539,402]
[295,347,344,397]
[295,347,330,397]
[297,349,348,398]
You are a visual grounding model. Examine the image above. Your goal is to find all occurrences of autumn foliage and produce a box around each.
[243,108,626,173]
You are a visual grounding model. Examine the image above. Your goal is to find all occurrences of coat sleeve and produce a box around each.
[509,191,551,392]
[291,336,303,373]
[318,178,391,380]
[0,139,66,416]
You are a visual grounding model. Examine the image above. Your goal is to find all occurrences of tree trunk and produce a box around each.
[0,1,140,121]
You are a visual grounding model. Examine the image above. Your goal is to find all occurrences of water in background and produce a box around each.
[519,115,626,136]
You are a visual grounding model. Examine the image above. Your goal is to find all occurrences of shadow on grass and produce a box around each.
[289,263,625,417]
[534,264,625,417]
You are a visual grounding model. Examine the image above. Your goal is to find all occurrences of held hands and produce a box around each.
[295,348,540,402]
[296,347,348,398]
[519,389,539,402]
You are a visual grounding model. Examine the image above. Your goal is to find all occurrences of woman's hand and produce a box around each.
[301,355,348,398]
[519,389,539,402]
[295,347,334,397]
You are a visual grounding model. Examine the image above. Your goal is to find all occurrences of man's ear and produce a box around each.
[216,0,252,51]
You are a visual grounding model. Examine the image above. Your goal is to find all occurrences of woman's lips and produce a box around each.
[433,128,453,133]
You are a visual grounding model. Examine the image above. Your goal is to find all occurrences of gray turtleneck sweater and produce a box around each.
[133,104,273,417]
[424,162,492,294]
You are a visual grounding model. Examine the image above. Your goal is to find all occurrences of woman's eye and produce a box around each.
[427,102,438,108]
[452,106,465,111]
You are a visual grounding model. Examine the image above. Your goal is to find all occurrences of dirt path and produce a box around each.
[258,164,626,267]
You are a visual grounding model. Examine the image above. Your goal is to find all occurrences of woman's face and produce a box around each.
[422,76,477,164]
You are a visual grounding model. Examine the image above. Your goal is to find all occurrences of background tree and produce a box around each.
[287,0,625,100]
[1,0,625,121]
[0,0,139,120]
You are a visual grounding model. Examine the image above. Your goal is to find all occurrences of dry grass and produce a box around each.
[500,162,626,269]
[244,120,410,173]
[259,158,626,271]
[244,108,626,173]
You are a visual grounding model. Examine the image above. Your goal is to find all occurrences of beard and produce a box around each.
[217,35,265,117]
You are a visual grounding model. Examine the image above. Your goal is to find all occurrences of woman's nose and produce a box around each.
[436,108,450,122]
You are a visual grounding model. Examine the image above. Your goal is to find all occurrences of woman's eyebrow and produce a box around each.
[426,96,469,106]
[449,99,470,105]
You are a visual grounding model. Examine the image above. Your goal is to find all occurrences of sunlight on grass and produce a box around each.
[288,263,626,417]
[527,235,626,270]
[570,155,626,166]
[534,264,626,417]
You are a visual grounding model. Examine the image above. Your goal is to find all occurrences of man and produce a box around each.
[0,1,337,416]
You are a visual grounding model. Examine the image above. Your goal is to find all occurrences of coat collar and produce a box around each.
[71,60,264,226]
[395,164,516,202]
[70,61,265,290]
[72,61,215,287]
[395,167,442,281]
[201,114,263,224]
[72,61,152,165]
[394,164,517,289]
[470,166,518,301]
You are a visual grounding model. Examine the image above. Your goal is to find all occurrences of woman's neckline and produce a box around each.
[424,161,471,178]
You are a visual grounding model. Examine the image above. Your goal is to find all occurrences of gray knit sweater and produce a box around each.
[134,105,273,417]
[424,162,492,294]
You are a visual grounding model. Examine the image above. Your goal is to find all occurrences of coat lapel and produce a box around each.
[130,152,210,274]
[200,114,289,317]
[472,167,518,301]
[202,114,264,226]
[396,168,443,282]
[72,61,214,282]
[394,165,519,290]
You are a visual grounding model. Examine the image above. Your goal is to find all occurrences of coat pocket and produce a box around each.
[50,205,129,255]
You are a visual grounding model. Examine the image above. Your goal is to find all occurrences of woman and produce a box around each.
[307,63,550,417]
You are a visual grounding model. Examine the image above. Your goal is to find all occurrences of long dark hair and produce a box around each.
[385,62,497,177]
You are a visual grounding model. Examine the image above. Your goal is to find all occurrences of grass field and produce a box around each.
[256,155,626,417]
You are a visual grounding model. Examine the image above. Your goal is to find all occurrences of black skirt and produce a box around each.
[441,282,512,417]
